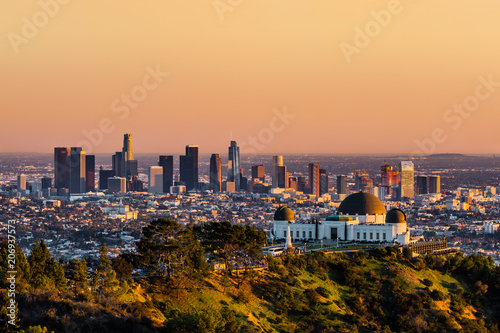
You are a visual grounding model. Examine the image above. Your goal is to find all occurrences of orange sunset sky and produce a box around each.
[1,0,500,155]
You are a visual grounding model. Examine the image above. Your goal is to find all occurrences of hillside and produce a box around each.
[4,246,500,333]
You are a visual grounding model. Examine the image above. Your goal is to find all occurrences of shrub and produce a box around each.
[315,286,331,298]
[422,278,433,287]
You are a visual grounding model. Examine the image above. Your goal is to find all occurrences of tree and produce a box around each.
[28,239,66,291]
[197,221,238,273]
[0,239,30,289]
[28,239,51,287]
[112,256,133,281]
[198,221,266,274]
[137,218,195,280]
[67,259,89,296]
[94,244,119,297]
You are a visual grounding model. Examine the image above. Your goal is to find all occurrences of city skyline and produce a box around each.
[2,1,500,154]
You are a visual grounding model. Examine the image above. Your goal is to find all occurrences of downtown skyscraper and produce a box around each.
[227,141,241,191]
[399,161,414,199]
[210,154,222,192]
[54,147,92,194]
[337,175,349,195]
[180,145,199,191]
[308,163,320,197]
[272,155,283,188]
[113,133,138,179]
[159,155,174,193]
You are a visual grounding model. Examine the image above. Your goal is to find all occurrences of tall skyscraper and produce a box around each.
[416,176,428,194]
[112,151,123,177]
[122,134,138,178]
[276,165,289,188]
[180,145,198,191]
[399,161,414,199]
[55,147,88,194]
[319,169,328,195]
[112,134,138,180]
[381,163,399,186]
[69,147,86,194]
[308,163,320,197]
[41,177,52,189]
[272,155,283,188]
[99,168,115,190]
[123,133,134,161]
[337,175,348,195]
[17,174,26,191]
[210,154,222,192]
[54,147,71,190]
[428,175,441,194]
[148,166,163,193]
[251,165,265,182]
[159,155,174,193]
[227,141,241,191]
[85,155,95,192]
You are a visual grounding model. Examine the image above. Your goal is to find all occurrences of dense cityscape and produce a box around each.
[1,133,500,267]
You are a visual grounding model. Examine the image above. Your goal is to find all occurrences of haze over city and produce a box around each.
[2,0,500,154]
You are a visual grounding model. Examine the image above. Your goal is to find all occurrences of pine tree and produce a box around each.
[28,239,51,288]
[67,259,89,296]
[96,244,119,297]
[0,239,30,289]
[48,257,67,292]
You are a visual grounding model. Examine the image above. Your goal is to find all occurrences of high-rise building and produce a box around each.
[108,177,126,193]
[416,176,428,194]
[355,171,372,192]
[276,166,289,188]
[148,166,163,193]
[69,147,86,194]
[272,155,283,188]
[41,177,52,189]
[227,141,241,191]
[17,174,26,191]
[159,155,174,193]
[54,147,71,190]
[298,176,307,192]
[210,154,222,192]
[308,163,320,197]
[54,147,86,194]
[381,163,399,187]
[337,175,348,195]
[428,175,441,194]
[99,168,115,190]
[319,169,328,195]
[112,134,138,180]
[112,151,123,177]
[85,155,95,192]
[251,165,265,182]
[180,145,199,191]
[122,134,138,178]
[240,168,248,191]
[123,133,134,161]
[399,161,414,199]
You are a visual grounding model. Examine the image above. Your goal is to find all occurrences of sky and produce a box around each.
[1,0,500,155]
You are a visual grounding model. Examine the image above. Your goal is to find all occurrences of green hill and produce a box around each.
[4,247,500,333]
